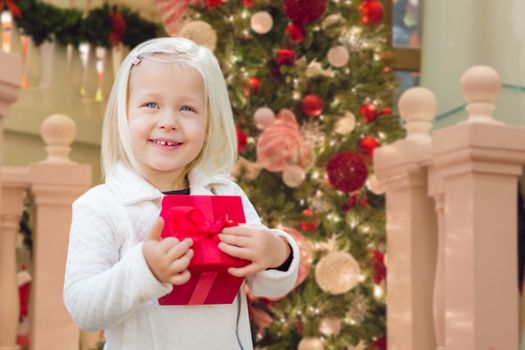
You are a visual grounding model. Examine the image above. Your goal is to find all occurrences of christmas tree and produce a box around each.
[178,0,404,349]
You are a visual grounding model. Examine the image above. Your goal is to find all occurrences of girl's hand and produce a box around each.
[218,224,291,277]
[143,217,193,285]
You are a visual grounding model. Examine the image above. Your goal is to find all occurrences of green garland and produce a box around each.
[12,0,165,48]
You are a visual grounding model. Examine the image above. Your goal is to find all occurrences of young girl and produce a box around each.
[64,37,299,350]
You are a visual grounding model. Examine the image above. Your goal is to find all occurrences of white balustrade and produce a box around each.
[374,87,438,350]
[375,65,525,350]
[430,66,525,349]
[0,50,23,350]
[29,114,91,350]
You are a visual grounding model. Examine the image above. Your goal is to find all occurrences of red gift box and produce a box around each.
[158,195,250,305]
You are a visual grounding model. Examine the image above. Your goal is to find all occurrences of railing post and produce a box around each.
[431,66,525,349]
[0,50,24,350]
[0,168,29,350]
[28,114,91,350]
[374,87,438,350]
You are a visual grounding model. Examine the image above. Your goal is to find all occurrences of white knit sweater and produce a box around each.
[63,162,299,350]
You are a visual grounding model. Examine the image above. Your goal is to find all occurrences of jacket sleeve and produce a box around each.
[228,182,300,298]
[63,197,172,331]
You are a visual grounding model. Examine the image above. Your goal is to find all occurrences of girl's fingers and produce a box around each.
[159,236,180,253]
[166,238,193,261]
[218,242,252,260]
[170,270,191,285]
[218,233,250,247]
[169,249,193,274]
[228,263,260,277]
[221,224,262,236]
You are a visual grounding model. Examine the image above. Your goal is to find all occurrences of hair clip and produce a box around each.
[131,55,141,66]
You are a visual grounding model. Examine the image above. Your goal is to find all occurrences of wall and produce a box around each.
[421,0,525,129]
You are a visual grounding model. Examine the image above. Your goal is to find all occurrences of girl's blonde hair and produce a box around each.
[101,37,237,180]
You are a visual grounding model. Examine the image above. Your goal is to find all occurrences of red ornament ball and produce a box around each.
[241,0,254,7]
[284,0,327,25]
[326,152,368,192]
[299,209,320,231]
[360,0,384,25]
[244,77,261,95]
[206,0,223,8]
[359,103,379,123]
[276,48,296,66]
[372,249,387,284]
[285,23,305,43]
[379,107,392,116]
[372,336,387,350]
[236,127,247,153]
[359,136,381,156]
[302,94,324,117]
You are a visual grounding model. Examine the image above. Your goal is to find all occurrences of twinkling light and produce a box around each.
[374,285,384,299]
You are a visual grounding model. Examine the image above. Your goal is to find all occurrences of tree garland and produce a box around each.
[9,0,165,48]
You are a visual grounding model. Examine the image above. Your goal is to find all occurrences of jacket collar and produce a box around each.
[106,161,232,205]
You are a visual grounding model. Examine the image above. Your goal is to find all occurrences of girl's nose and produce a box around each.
[158,110,179,130]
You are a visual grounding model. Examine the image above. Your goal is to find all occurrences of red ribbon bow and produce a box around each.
[169,206,238,242]
[1,0,21,18]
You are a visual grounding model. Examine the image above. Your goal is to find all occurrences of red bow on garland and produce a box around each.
[1,0,21,18]
[109,11,126,47]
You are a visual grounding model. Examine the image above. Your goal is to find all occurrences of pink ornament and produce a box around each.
[327,46,349,68]
[251,11,273,34]
[284,226,312,287]
[282,164,306,187]
[253,107,276,129]
[256,109,313,172]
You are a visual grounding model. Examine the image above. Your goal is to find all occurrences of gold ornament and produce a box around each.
[298,337,324,350]
[346,292,368,323]
[335,112,356,135]
[231,157,264,181]
[306,60,335,78]
[315,251,361,294]
[179,21,217,51]
[322,13,344,30]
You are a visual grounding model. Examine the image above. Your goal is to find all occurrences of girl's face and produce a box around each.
[127,58,207,189]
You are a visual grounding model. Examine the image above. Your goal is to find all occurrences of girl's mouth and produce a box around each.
[149,139,183,149]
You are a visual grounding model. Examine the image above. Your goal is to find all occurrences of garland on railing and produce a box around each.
[8,0,164,48]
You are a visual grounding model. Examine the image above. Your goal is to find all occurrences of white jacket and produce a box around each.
[63,161,300,350]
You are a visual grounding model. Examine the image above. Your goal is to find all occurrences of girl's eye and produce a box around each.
[180,105,197,113]
[144,102,159,109]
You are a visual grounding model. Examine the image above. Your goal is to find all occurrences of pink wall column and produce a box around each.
[0,51,23,350]
[431,66,525,350]
[374,87,438,350]
[28,115,91,350]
